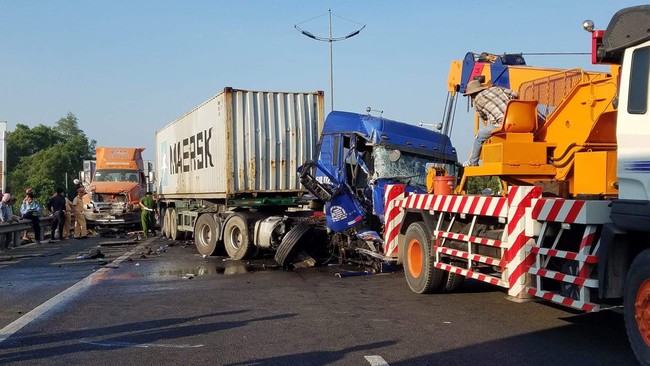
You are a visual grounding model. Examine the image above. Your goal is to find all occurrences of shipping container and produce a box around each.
[156,87,324,199]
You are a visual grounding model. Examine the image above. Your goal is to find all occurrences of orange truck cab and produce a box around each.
[81,147,148,227]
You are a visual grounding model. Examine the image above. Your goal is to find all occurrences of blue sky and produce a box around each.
[0,1,642,161]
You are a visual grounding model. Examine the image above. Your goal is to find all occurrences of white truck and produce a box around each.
[156,87,325,260]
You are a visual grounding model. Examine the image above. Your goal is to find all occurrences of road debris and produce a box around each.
[76,248,105,260]
[335,270,373,278]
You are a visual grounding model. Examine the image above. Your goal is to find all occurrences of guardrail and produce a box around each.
[0,216,55,250]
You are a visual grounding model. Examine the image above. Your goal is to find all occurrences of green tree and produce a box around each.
[6,112,95,211]
[466,176,503,195]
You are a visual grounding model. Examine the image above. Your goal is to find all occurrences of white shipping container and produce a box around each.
[156,87,325,199]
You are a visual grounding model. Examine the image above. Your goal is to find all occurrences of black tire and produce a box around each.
[223,213,254,260]
[560,261,580,300]
[168,208,182,240]
[275,222,314,267]
[442,261,465,293]
[625,249,650,365]
[403,222,445,294]
[194,214,221,256]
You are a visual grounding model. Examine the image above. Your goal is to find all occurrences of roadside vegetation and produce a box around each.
[6,112,95,210]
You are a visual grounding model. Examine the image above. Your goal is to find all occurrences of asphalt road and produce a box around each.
[0,235,639,365]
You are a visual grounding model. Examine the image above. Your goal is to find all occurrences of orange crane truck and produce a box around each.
[382,5,650,364]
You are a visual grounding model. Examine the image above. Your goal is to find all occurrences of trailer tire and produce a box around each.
[223,214,253,260]
[625,249,650,365]
[403,222,444,294]
[168,208,182,240]
[194,214,222,256]
[275,222,313,268]
[162,208,171,238]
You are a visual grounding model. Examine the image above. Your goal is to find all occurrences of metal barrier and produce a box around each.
[0,216,55,250]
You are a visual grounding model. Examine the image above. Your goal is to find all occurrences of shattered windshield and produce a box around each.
[94,169,140,183]
[373,146,435,189]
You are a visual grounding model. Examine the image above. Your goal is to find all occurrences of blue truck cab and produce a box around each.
[299,111,458,241]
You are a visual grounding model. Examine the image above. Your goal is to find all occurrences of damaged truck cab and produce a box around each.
[299,111,458,265]
[81,147,149,227]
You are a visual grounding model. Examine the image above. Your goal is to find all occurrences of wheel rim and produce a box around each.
[407,238,422,278]
[197,223,211,248]
[228,226,242,250]
[636,279,650,346]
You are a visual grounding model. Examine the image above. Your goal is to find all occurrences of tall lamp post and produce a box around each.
[295,9,365,111]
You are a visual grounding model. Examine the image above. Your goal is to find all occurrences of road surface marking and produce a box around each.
[0,239,154,344]
[365,355,390,366]
[81,341,203,348]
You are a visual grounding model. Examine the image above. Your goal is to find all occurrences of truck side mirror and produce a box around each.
[148,171,155,183]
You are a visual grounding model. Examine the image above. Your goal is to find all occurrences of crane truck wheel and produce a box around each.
[625,249,650,365]
[275,222,314,268]
[168,208,182,240]
[223,213,254,260]
[442,261,465,293]
[194,214,222,256]
[403,222,445,294]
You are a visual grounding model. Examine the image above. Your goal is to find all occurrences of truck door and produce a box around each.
[616,41,650,201]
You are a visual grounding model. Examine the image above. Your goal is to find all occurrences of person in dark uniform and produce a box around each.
[47,187,67,241]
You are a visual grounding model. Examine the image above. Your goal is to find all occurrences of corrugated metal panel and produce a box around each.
[156,88,324,199]
[229,89,323,193]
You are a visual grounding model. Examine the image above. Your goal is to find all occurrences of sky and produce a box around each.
[0,1,644,162]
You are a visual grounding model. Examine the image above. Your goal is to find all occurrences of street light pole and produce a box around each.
[328,9,333,110]
[295,10,365,112]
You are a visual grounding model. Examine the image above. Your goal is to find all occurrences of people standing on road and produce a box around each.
[72,188,88,239]
[47,187,67,241]
[462,80,518,167]
[20,192,42,244]
[63,193,72,239]
[139,191,157,238]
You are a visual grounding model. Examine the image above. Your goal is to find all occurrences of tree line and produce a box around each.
[6,112,95,211]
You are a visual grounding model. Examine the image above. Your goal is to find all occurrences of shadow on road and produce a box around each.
[224,340,398,366]
[0,310,296,363]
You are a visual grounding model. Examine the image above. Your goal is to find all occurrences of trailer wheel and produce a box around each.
[223,214,253,260]
[194,214,222,256]
[162,208,171,238]
[275,222,313,268]
[168,208,182,240]
[625,249,650,365]
[403,222,444,294]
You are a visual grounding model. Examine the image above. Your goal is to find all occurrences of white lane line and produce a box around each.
[0,239,154,344]
[81,341,204,348]
[365,355,390,366]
